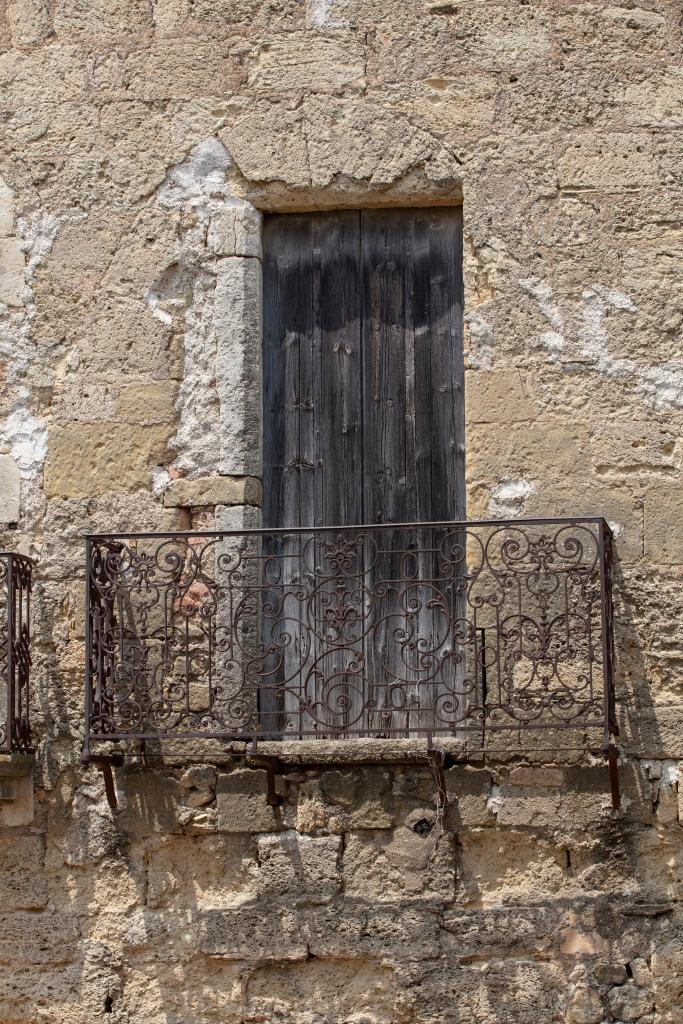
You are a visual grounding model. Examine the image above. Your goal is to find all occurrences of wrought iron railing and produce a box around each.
[0,553,33,754]
[83,518,617,762]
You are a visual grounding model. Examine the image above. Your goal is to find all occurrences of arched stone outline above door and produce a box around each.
[143,107,464,520]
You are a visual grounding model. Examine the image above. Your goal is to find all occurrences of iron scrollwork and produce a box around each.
[83,519,616,757]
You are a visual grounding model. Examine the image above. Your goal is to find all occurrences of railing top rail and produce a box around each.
[85,516,612,541]
[0,552,34,562]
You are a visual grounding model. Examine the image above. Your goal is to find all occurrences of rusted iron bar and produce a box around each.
[89,754,124,811]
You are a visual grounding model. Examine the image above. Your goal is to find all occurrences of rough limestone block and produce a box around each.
[458,829,568,903]
[565,987,604,1024]
[318,768,395,831]
[441,905,559,961]
[0,912,79,965]
[494,768,630,834]
[115,381,177,424]
[606,981,654,1021]
[644,486,683,564]
[216,769,282,833]
[0,755,33,827]
[145,834,256,909]
[117,773,181,835]
[198,906,310,961]
[567,763,653,825]
[508,767,564,788]
[625,71,683,128]
[7,0,52,47]
[521,483,644,564]
[589,418,678,477]
[0,833,46,910]
[0,176,13,236]
[651,940,683,1024]
[254,831,342,899]
[163,474,261,508]
[208,204,262,259]
[0,455,20,523]
[0,237,24,306]
[247,35,366,94]
[468,420,591,483]
[245,958,397,1024]
[44,422,171,498]
[215,258,262,477]
[558,134,659,192]
[620,705,683,759]
[466,369,536,424]
[352,905,443,959]
[342,828,456,901]
[444,767,496,828]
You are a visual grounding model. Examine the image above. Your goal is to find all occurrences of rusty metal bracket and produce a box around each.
[607,745,621,809]
[88,754,124,811]
[245,753,283,807]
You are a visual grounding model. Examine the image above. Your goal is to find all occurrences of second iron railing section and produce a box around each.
[0,552,33,754]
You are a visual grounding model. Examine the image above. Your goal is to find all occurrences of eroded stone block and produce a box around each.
[255,831,341,899]
[208,204,262,259]
[44,422,172,498]
[0,237,24,306]
[645,486,683,564]
[0,455,20,523]
[117,773,181,836]
[216,768,282,833]
[163,474,261,508]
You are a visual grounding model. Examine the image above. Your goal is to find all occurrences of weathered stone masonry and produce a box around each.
[0,1,682,1021]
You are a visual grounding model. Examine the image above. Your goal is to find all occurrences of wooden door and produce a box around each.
[262,208,464,737]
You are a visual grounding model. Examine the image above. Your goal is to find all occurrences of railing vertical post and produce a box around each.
[598,519,619,807]
[23,562,31,747]
[3,555,12,754]
[83,538,93,763]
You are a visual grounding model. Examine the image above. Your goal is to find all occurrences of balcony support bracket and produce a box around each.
[607,744,620,809]
[246,752,283,807]
[89,754,124,811]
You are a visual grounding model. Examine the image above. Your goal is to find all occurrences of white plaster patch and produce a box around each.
[307,0,349,29]
[144,290,173,326]
[151,466,172,498]
[156,138,232,209]
[0,403,48,478]
[0,208,84,478]
[465,311,495,369]
[486,784,504,816]
[488,478,536,519]
[580,285,683,411]
[520,276,565,359]
[643,760,680,787]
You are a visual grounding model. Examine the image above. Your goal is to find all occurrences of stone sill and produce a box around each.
[118,736,597,770]
[246,737,472,767]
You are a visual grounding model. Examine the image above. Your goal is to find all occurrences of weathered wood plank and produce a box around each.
[262,214,315,731]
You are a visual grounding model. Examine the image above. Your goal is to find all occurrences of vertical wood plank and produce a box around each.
[312,211,363,529]
[262,214,314,732]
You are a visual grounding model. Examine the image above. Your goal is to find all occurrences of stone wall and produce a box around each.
[0,1,682,1021]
